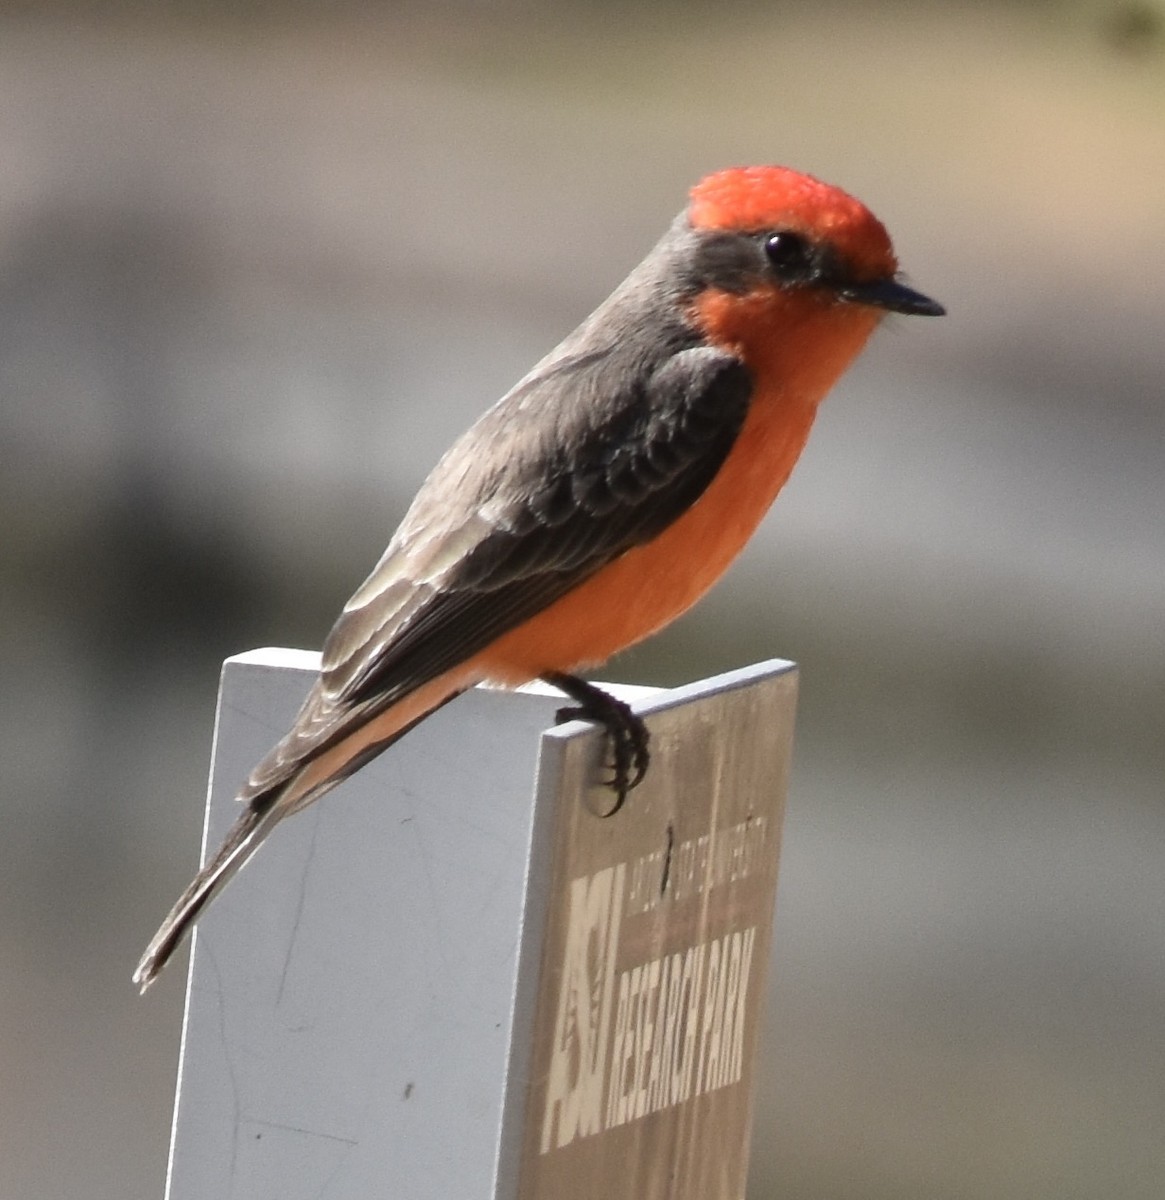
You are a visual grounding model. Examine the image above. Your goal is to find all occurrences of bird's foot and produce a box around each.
[543,672,650,814]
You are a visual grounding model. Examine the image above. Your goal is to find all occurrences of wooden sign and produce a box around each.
[504,668,796,1200]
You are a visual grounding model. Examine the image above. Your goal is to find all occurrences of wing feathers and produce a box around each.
[242,341,752,807]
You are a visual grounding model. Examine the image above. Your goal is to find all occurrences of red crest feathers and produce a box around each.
[689,166,897,279]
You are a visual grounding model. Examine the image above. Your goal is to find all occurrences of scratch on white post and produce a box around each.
[276,812,323,1009]
[202,944,242,1187]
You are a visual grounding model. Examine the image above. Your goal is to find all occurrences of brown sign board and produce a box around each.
[506,664,798,1200]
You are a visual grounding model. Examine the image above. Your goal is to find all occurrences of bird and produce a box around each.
[134,164,943,992]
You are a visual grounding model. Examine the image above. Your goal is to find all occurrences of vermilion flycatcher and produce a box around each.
[135,164,943,990]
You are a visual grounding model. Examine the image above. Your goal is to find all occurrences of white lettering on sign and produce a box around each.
[539,822,766,1154]
[602,927,756,1131]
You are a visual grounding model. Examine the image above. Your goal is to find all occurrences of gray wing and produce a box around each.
[241,343,753,803]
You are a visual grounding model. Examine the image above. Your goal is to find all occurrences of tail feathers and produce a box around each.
[133,800,283,993]
[134,683,472,994]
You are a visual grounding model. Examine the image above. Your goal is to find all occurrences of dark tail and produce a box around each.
[133,800,284,993]
[134,685,469,993]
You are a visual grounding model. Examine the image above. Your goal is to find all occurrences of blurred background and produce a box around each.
[1,2,1162,1197]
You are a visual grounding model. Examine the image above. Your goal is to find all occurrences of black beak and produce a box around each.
[840,276,945,316]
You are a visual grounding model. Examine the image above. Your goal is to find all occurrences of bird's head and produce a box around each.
[669,165,942,396]
[682,164,944,320]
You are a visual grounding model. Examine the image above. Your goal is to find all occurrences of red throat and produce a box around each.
[692,285,883,415]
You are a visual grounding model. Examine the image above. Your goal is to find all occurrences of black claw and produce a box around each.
[545,672,651,814]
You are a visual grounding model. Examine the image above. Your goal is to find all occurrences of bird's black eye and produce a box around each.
[763,230,814,280]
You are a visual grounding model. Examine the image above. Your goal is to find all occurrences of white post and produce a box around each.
[161,648,797,1200]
